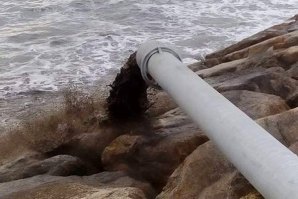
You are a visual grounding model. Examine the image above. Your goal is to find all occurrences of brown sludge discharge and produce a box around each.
[107,52,149,120]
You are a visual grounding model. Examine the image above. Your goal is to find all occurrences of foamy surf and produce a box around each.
[0,0,297,98]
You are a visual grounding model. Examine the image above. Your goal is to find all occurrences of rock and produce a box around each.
[197,171,258,199]
[206,67,298,103]
[48,129,121,168]
[287,91,298,108]
[222,90,289,119]
[196,58,248,78]
[287,63,298,79]
[0,154,96,183]
[79,187,147,199]
[276,46,298,65]
[102,121,208,190]
[196,49,290,79]
[147,90,177,117]
[240,191,264,199]
[156,142,262,199]
[153,108,192,129]
[188,60,209,72]
[289,142,298,155]
[206,22,298,63]
[0,171,155,199]
[256,107,298,146]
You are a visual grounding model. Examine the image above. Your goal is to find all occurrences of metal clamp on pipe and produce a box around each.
[136,40,298,199]
[136,40,182,88]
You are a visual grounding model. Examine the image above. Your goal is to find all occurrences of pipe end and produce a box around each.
[136,40,182,88]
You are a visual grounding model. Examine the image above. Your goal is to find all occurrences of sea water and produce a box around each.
[0,0,297,126]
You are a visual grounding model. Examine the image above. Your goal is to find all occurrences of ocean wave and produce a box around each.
[0,0,297,97]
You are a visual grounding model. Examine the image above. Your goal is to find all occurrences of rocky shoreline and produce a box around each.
[0,15,297,198]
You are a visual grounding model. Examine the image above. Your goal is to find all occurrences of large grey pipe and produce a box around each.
[136,41,298,199]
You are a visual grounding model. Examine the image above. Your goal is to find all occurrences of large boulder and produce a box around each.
[0,154,96,183]
[0,171,155,199]
[257,107,298,146]
[287,63,298,79]
[102,116,208,190]
[205,67,298,103]
[156,141,259,199]
[47,129,121,168]
[147,90,177,117]
[222,90,289,119]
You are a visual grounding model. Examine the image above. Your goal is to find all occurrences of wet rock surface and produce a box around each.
[156,142,253,199]
[102,129,208,190]
[1,16,298,198]
[0,154,96,183]
[0,171,155,199]
[222,90,289,119]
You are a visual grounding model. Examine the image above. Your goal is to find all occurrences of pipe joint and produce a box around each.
[136,41,182,88]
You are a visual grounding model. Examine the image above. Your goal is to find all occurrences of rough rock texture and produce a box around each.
[47,129,122,169]
[102,126,208,190]
[156,142,258,199]
[0,154,96,183]
[222,90,289,119]
[257,108,298,146]
[146,90,177,117]
[0,171,155,199]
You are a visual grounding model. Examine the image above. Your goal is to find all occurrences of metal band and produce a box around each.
[140,47,182,88]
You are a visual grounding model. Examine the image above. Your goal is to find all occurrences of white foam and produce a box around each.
[0,0,297,98]
[183,58,199,65]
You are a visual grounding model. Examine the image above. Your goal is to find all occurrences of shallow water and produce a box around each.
[0,0,297,127]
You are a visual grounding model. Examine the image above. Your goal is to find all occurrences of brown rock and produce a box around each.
[206,31,278,60]
[80,187,147,199]
[197,48,290,79]
[240,191,264,199]
[287,63,298,79]
[0,171,155,199]
[222,90,289,119]
[147,90,177,117]
[277,46,298,65]
[0,154,96,183]
[198,172,258,199]
[102,122,208,190]
[153,108,193,129]
[206,67,298,102]
[287,91,298,108]
[196,58,248,78]
[47,129,121,168]
[188,58,220,72]
[157,141,263,199]
[257,107,298,146]
[218,32,289,63]
[206,19,297,60]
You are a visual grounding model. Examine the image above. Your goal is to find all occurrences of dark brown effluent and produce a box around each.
[107,52,149,120]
